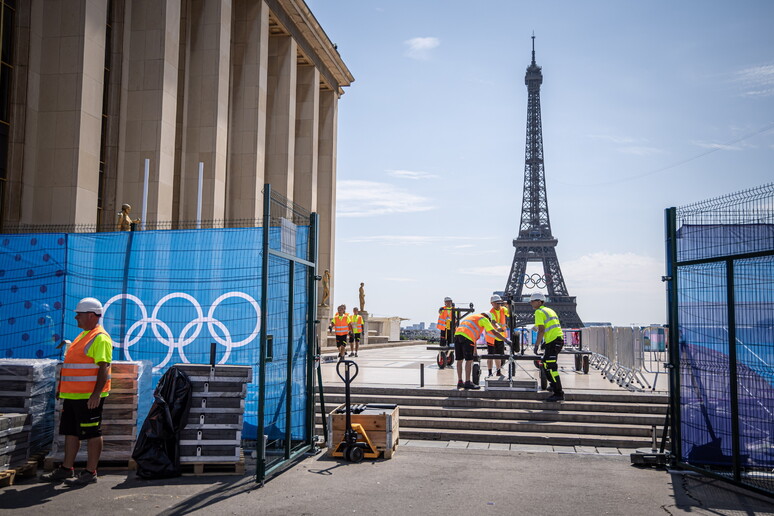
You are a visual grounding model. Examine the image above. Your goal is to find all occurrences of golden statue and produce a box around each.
[117,203,141,231]
[359,282,365,311]
[321,270,331,306]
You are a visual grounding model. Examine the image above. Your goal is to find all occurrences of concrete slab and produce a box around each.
[575,446,599,454]
[466,442,491,450]
[404,440,448,448]
[553,445,576,453]
[488,443,510,451]
[447,441,470,449]
[510,444,553,452]
[3,448,773,515]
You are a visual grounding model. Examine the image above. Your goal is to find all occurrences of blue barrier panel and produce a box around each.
[0,226,311,441]
[0,234,67,359]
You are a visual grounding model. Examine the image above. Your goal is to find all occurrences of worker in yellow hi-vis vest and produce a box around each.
[349,307,364,357]
[529,292,565,402]
[42,297,112,486]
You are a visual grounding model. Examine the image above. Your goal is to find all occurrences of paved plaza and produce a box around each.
[2,343,772,514]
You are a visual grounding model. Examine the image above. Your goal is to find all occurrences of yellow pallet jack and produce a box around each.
[331,360,379,463]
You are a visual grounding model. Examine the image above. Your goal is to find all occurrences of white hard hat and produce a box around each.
[529,292,546,302]
[444,297,452,302]
[490,294,502,303]
[75,297,103,315]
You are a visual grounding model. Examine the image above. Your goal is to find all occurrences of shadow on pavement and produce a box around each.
[668,471,774,514]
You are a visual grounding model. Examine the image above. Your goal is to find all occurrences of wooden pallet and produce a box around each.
[180,452,245,476]
[44,456,138,471]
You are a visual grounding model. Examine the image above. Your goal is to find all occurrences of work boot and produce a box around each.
[487,369,493,377]
[64,469,97,487]
[354,352,358,357]
[544,392,565,402]
[456,380,464,389]
[464,381,481,390]
[496,369,502,377]
[40,466,74,482]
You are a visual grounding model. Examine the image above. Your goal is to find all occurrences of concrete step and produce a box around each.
[314,424,653,449]
[321,384,668,405]
[316,413,656,437]
[315,401,665,426]
[317,393,668,415]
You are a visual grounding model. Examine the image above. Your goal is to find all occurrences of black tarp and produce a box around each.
[132,366,192,479]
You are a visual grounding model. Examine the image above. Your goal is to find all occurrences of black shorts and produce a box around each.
[439,329,452,346]
[454,334,475,361]
[59,398,106,440]
[335,334,348,347]
[349,332,361,343]
[487,340,505,355]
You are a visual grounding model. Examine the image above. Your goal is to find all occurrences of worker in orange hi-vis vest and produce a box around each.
[329,304,353,361]
[486,294,510,378]
[42,297,112,486]
[436,297,453,346]
[454,312,511,390]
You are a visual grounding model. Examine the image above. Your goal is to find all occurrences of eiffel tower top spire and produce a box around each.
[531,32,536,66]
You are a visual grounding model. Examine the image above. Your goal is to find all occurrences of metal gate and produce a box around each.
[665,182,774,496]
[256,185,318,483]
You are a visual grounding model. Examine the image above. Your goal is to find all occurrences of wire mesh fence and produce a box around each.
[0,186,318,483]
[668,182,774,496]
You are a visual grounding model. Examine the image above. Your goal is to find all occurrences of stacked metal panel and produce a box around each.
[0,413,29,471]
[48,360,150,466]
[0,359,58,456]
[174,364,251,468]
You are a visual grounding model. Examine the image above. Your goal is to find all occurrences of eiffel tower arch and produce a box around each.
[504,36,583,328]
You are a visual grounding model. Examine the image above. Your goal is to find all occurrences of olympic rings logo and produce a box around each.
[103,292,261,371]
[522,274,547,289]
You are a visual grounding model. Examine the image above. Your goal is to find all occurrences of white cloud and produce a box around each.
[458,265,510,277]
[404,37,440,60]
[619,146,663,156]
[387,169,440,180]
[563,252,665,325]
[734,63,774,97]
[336,180,435,217]
[692,141,752,151]
[344,235,485,246]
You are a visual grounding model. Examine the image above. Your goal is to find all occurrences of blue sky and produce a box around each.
[306,0,774,326]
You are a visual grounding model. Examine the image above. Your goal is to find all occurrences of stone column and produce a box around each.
[292,65,319,213]
[178,0,231,223]
[316,89,337,304]
[226,0,269,221]
[21,0,107,225]
[265,34,296,201]
[115,0,181,224]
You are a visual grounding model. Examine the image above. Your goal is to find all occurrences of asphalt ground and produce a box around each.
[1,444,772,515]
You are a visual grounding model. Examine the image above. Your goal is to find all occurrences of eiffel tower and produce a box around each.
[504,36,583,328]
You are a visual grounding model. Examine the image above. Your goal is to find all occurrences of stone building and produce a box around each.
[0,0,352,300]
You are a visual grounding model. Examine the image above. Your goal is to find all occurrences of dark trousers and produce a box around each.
[542,337,564,394]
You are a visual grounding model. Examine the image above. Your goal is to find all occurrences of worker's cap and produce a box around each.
[443,297,452,302]
[529,292,546,302]
[490,295,503,303]
[75,297,103,315]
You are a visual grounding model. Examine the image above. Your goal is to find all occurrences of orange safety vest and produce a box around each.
[486,306,509,344]
[351,314,364,334]
[454,313,490,343]
[331,314,351,336]
[437,307,452,330]
[59,326,112,397]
